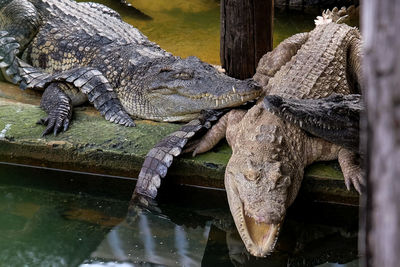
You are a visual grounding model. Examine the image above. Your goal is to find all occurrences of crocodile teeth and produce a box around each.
[299,121,303,127]
[232,86,236,93]
[215,99,219,107]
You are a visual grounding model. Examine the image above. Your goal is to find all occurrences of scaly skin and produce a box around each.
[264,94,362,152]
[133,109,228,201]
[0,0,260,135]
[190,6,363,257]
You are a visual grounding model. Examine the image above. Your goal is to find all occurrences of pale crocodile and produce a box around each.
[187,6,363,257]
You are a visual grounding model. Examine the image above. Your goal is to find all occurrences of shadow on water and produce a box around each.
[0,163,359,266]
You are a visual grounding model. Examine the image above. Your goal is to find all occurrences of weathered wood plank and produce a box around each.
[361,0,400,266]
[220,0,273,79]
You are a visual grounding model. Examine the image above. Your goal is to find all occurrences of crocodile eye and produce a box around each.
[245,169,260,181]
[160,68,172,73]
[174,72,193,80]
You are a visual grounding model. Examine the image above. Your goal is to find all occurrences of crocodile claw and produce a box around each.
[37,105,72,137]
[343,165,364,194]
[339,149,364,194]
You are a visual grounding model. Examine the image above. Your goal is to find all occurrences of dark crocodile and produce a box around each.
[0,0,260,136]
[264,93,362,152]
[186,6,363,257]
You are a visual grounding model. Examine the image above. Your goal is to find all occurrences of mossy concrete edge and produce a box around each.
[0,97,359,204]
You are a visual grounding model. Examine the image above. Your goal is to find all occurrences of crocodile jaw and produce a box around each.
[142,88,261,122]
[243,214,281,257]
[226,175,281,257]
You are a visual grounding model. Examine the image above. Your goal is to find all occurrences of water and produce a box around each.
[0,163,359,266]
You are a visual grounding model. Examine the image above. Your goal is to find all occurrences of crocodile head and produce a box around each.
[122,56,261,121]
[263,94,361,152]
[225,104,304,257]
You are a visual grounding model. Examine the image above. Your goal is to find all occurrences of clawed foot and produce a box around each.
[343,164,365,194]
[338,148,364,194]
[37,106,72,136]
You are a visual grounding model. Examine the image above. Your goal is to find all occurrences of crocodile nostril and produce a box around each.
[246,79,261,91]
[245,169,260,181]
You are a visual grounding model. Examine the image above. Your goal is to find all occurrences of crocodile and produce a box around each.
[0,0,260,136]
[185,6,363,257]
[264,93,362,152]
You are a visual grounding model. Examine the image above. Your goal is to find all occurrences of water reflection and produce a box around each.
[83,209,209,266]
[0,164,359,266]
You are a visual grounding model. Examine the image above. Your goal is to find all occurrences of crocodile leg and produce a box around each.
[132,109,227,203]
[184,113,229,156]
[185,109,247,156]
[307,135,363,194]
[338,148,363,194]
[253,32,310,91]
[38,83,73,136]
[17,64,135,128]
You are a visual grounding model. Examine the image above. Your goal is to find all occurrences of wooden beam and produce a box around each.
[220,0,273,79]
[362,0,400,266]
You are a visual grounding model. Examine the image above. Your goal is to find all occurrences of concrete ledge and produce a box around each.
[0,82,359,205]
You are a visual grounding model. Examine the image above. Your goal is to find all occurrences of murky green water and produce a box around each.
[0,163,359,266]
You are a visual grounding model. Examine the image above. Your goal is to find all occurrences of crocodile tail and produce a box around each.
[0,31,44,86]
[132,109,227,205]
[0,0,40,51]
[315,5,359,25]
[0,31,22,84]
[14,58,51,89]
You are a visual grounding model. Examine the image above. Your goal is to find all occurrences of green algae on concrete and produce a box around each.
[0,98,224,185]
[0,82,358,204]
[0,84,232,189]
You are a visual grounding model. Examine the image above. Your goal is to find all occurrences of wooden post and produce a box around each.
[220,0,273,79]
[361,0,400,266]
